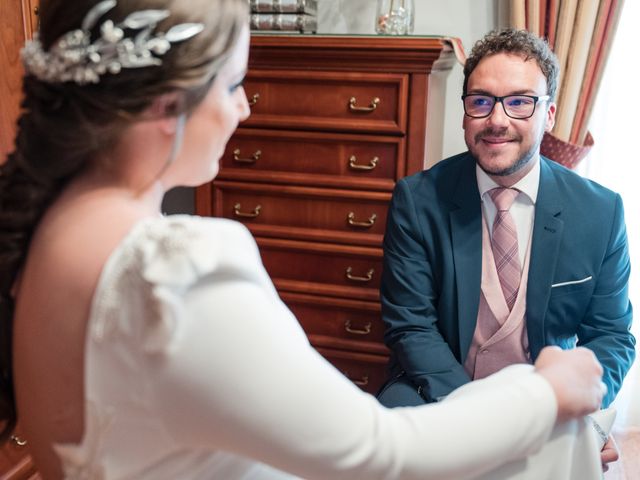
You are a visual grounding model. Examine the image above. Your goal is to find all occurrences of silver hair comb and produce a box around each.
[21,0,204,85]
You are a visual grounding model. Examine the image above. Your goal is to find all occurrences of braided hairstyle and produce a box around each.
[0,0,248,440]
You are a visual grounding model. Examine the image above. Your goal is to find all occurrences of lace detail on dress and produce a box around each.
[91,216,225,354]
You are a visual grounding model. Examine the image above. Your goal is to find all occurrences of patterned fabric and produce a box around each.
[489,188,521,310]
[463,218,532,380]
[540,130,594,170]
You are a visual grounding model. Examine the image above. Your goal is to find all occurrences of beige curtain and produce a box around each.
[509,0,625,167]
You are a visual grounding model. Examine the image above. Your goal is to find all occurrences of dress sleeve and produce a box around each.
[141,218,559,480]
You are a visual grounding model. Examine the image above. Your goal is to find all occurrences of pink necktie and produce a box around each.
[489,188,521,310]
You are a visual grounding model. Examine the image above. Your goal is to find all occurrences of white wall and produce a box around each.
[318,0,507,159]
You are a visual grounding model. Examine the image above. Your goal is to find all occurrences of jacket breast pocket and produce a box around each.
[549,276,593,297]
[546,277,593,332]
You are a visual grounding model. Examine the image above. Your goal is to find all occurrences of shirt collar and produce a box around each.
[476,159,540,204]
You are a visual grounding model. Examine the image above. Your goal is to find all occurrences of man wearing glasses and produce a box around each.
[377,29,634,424]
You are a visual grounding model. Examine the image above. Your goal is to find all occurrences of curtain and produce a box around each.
[579,0,640,420]
[519,2,640,476]
[578,4,640,476]
[509,0,625,168]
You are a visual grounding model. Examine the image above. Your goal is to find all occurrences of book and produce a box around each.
[250,13,317,33]
[249,0,318,15]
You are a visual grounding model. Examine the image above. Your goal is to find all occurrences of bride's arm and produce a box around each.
[148,265,559,480]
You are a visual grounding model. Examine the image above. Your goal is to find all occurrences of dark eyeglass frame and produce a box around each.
[461,94,551,119]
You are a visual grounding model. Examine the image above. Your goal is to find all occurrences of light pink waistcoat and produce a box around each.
[464,218,532,379]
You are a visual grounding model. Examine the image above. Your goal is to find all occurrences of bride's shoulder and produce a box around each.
[140,214,252,242]
[92,215,264,352]
[111,214,260,286]
[132,214,257,262]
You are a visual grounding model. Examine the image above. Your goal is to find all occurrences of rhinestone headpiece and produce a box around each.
[21,0,205,85]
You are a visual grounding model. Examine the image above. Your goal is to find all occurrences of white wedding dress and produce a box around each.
[52,215,604,479]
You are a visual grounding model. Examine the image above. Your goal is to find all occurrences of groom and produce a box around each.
[377,29,634,417]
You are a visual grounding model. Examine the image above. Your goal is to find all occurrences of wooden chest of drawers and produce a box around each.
[196,34,455,394]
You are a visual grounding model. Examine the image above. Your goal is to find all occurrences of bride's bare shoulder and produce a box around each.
[14,188,151,336]
[36,200,142,283]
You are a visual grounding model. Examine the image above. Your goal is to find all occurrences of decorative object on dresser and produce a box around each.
[375,0,415,35]
[196,34,456,395]
[249,0,318,33]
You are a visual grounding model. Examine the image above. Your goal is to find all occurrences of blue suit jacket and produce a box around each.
[380,152,635,407]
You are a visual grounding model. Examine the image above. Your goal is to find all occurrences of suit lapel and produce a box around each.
[448,155,483,361]
[526,159,564,358]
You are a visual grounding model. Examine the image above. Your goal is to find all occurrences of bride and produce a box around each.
[0,0,608,478]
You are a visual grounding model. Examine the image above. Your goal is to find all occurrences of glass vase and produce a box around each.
[375,0,415,35]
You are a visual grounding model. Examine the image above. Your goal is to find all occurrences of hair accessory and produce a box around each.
[21,0,205,85]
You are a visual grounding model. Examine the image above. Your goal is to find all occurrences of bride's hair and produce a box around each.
[0,0,248,440]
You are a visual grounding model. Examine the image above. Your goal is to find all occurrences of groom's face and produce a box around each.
[463,52,556,183]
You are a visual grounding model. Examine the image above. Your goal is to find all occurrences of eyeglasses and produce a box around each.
[461,94,550,119]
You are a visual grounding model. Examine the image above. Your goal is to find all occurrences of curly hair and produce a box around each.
[463,28,560,101]
[0,0,248,441]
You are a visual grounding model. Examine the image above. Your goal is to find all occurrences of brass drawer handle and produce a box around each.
[344,320,372,335]
[343,371,369,387]
[233,203,262,218]
[348,96,380,113]
[11,435,27,447]
[248,93,260,107]
[348,155,379,171]
[233,148,261,164]
[345,266,374,283]
[347,212,377,228]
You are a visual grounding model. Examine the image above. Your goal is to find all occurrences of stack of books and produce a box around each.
[250,0,318,33]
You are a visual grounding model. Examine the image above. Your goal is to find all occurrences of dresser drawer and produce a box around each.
[243,70,408,135]
[213,181,390,247]
[257,237,381,302]
[219,128,403,191]
[280,292,387,355]
[193,34,454,402]
[316,347,388,395]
